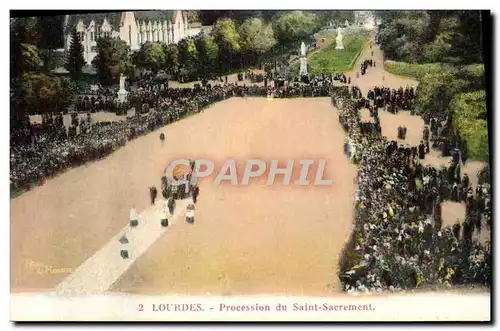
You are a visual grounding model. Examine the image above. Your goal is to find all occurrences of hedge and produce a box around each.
[449,90,489,162]
[383,61,445,80]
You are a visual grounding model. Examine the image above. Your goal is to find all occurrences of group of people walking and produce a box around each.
[332,84,490,293]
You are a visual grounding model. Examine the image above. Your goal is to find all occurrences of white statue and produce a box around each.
[299,42,308,76]
[335,27,344,50]
[119,74,126,91]
[117,73,128,102]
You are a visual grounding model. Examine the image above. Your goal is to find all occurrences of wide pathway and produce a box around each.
[54,198,191,294]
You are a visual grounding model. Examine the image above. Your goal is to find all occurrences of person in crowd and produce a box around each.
[150,186,158,205]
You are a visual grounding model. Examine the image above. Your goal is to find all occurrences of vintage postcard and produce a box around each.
[9,8,491,322]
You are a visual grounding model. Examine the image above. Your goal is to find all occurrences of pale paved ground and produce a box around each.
[360,108,425,147]
[54,199,190,294]
[12,97,358,296]
[337,41,419,95]
[442,201,466,228]
[111,98,358,295]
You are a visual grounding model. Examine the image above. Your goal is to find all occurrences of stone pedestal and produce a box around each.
[299,57,308,76]
[117,74,128,102]
[117,89,128,103]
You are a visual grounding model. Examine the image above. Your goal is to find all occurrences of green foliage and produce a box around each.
[195,34,219,75]
[213,18,241,53]
[449,91,489,161]
[135,42,166,74]
[238,18,276,54]
[385,60,488,162]
[163,43,180,74]
[21,72,75,114]
[178,38,198,72]
[384,61,444,80]
[457,64,485,91]
[306,33,368,74]
[92,38,135,86]
[196,34,219,61]
[65,29,86,82]
[413,69,470,115]
[378,10,483,64]
[20,43,44,71]
[273,11,319,43]
[10,15,75,131]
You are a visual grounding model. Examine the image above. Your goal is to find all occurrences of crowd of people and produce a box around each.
[10,77,341,195]
[366,86,416,113]
[333,85,491,293]
[360,59,374,75]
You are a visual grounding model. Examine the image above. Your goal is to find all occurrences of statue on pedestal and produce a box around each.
[117,73,128,102]
[299,42,308,77]
[335,27,344,50]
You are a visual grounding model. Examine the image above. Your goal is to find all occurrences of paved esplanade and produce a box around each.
[54,198,191,293]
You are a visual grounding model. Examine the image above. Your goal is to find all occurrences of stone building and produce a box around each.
[63,11,192,65]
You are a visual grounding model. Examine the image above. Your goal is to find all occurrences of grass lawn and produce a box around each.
[384,61,445,80]
[307,33,368,74]
[289,31,368,76]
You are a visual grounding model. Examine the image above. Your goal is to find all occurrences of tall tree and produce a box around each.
[195,33,219,75]
[178,38,198,73]
[92,38,135,86]
[238,18,276,65]
[135,42,166,74]
[65,29,85,82]
[273,11,319,44]
[37,15,65,71]
[164,43,180,74]
[213,18,240,71]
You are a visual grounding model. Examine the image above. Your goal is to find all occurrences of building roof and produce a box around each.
[65,12,122,33]
[134,10,176,23]
[64,11,178,34]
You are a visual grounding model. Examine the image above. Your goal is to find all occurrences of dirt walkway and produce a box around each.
[112,98,358,295]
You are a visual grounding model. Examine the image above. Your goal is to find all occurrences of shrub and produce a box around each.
[383,61,444,80]
[449,90,489,162]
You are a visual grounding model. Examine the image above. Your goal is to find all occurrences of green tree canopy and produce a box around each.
[449,90,489,161]
[92,38,135,86]
[195,34,218,75]
[273,11,319,43]
[135,42,166,74]
[213,18,241,53]
[163,43,180,74]
[21,72,75,115]
[378,10,484,64]
[178,38,198,72]
[238,18,276,54]
[213,18,240,71]
[65,29,86,82]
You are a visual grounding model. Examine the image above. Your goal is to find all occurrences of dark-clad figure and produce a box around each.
[167,197,176,215]
[192,185,199,204]
[150,186,158,205]
[423,127,430,141]
[160,132,165,144]
[418,142,425,160]
[434,200,442,230]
